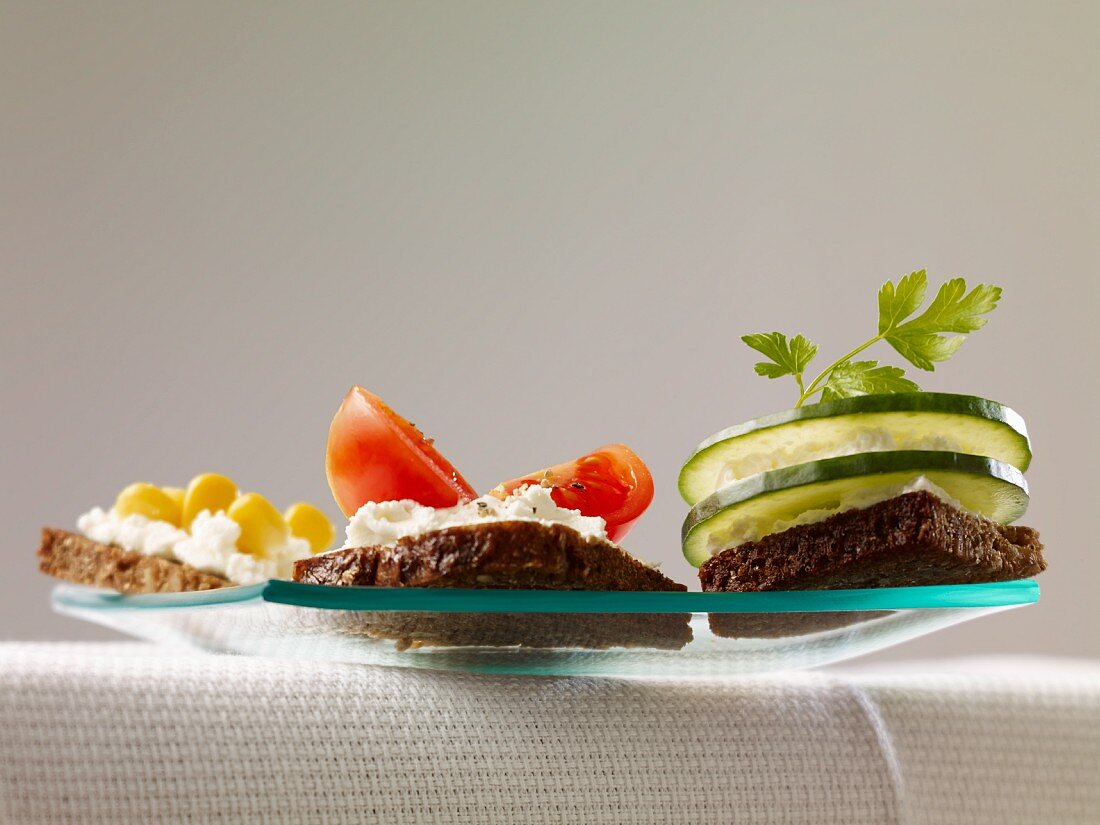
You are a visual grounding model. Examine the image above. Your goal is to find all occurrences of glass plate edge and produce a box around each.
[51,582,266,611]
[49,579,1039,614]
[260,578,1040,613]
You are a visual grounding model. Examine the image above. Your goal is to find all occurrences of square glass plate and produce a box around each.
[51,579,1038,679]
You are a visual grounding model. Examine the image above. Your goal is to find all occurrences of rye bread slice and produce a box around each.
[295,521,683,590]
[699,491,1045,639]
[38,528,229,594]
[294,521,692,650]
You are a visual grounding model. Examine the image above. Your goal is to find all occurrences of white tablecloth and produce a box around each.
[0,643,1097,824]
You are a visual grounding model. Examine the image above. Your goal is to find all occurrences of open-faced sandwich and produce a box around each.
[293,386,691,649]
[679,271,1046,637]
[39,474,335,592]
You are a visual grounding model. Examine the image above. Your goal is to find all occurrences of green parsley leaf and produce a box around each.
[820,360,920,401]
[884,278,1001,370]
[741,332,818,380]
[741,270,1002,406]
[883,332,966,371]
[877,269,928,334]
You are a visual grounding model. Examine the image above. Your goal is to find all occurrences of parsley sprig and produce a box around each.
[742,270,1002,407]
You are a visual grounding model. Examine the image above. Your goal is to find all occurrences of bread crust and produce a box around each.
[38,528,229,594]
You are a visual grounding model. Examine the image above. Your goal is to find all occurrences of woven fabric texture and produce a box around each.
[0,644,1097,824]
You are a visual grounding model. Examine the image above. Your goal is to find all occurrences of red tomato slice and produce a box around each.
[326,386,477,516]
[489,444,654,543]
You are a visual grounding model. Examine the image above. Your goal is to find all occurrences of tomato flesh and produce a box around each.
[490,444,654,543]
[326,386,477,516]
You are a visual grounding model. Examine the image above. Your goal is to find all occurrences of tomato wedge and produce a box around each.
[489,444,654,543]
[326,386,477,516]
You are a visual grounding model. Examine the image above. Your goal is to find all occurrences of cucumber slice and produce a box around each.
[681,450,1029,567]
[679,393,1030,505]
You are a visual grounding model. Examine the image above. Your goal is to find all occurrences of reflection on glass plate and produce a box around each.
[52,579,1038,680]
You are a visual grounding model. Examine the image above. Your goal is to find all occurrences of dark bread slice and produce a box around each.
[294,521,692,650]
[38,527,229,593]
[700,491,1045,639]
[699,491,1045,591]
[295,521,683,590]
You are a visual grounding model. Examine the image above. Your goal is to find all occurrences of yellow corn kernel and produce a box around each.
[163,487,186,511]
[227,493,288,558]
[114,482,182,526]
[284,502,336,554]
[182,473,239,529]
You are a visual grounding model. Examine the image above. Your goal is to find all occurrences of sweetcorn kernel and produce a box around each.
[227,493,289,557]
[163,487,186,511]
[284,502,335,554]
[182,473,239,528]
[115,483,182,526]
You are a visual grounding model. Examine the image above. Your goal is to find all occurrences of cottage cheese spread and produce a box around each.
[77,507,311,585]
[342,483,607,550]
[707,475,971,555]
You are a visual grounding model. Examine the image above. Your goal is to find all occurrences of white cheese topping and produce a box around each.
[342,483,607,550]
[77,507,311,585]
[707,475,970,554]
[717,429,962,487]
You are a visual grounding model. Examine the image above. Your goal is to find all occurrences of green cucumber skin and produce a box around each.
[678,393,1031,504]
[681,450,1030,565]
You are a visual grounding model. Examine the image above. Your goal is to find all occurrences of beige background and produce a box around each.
[2,1,1097,661]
